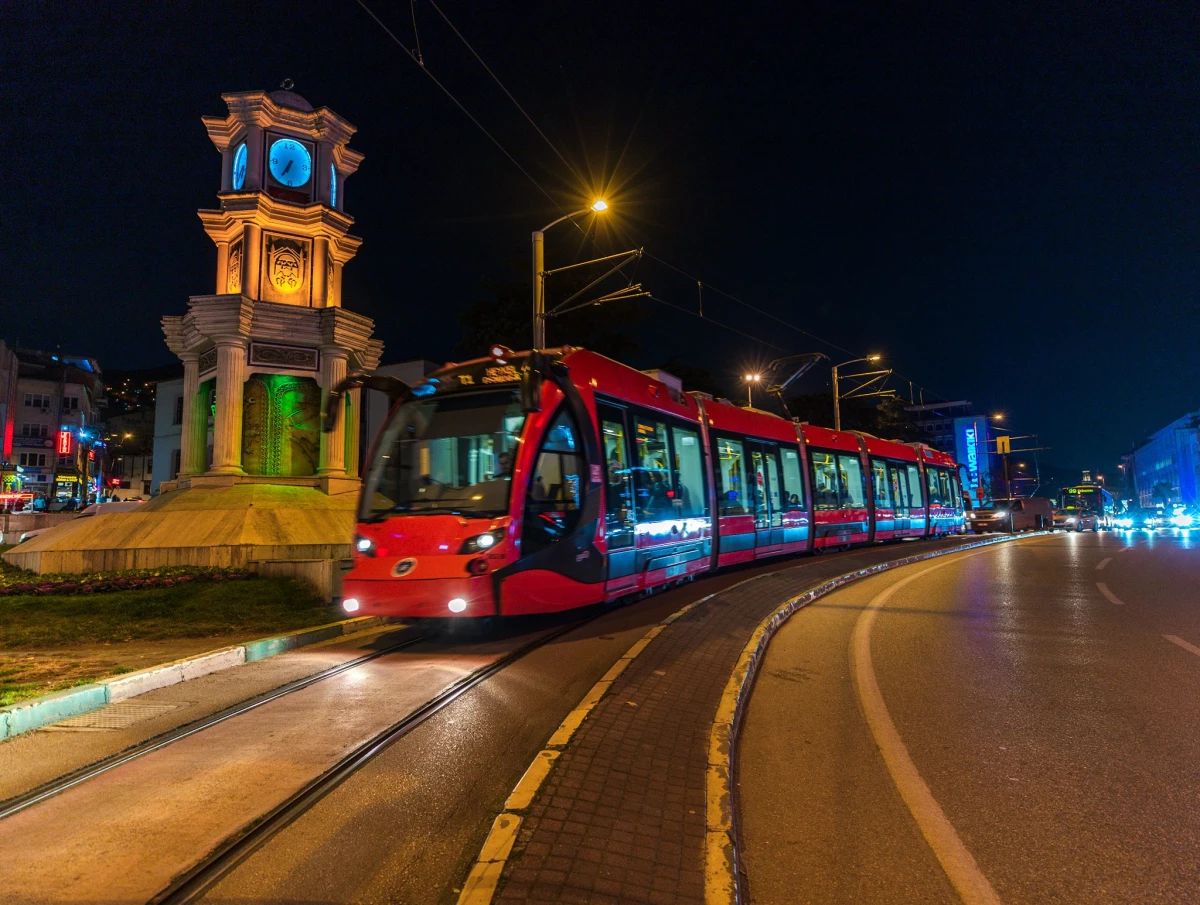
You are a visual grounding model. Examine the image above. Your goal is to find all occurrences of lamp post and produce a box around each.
[532,199,609,349]
[743,373,761,407]
[831,355,881,431]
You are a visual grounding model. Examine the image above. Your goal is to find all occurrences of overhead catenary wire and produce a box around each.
[355,0,956,407]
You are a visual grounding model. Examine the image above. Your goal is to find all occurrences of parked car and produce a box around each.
[1052,507,1099,531]
[16,500,145,544]
[967,497,1054,533]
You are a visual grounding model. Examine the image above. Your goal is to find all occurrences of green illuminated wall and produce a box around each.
[241,374,320,476]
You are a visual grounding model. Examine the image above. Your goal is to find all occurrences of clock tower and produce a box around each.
[162,85,382,492]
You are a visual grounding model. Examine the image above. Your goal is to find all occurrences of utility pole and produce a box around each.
[532,229,545,350]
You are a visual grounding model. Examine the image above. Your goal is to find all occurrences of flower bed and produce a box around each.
[0,564,252,597]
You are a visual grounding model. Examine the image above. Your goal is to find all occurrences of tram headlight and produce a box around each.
[342,597,361,613]
[460,530,504,554]
[447,597,467,613]
[355,535,375,556]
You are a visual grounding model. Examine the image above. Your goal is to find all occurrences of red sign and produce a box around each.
[57,431,74,455]
[88,449,95,461]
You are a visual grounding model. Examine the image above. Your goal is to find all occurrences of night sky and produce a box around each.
[7,2,1200,472]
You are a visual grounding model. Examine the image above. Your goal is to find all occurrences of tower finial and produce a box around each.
[280,77,295,91]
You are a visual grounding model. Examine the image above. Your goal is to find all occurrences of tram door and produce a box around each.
[748,441,785,549]
[888,463,911,534]
[597,402,637,586]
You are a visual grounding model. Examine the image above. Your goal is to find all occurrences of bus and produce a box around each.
[1058,483,1115,530]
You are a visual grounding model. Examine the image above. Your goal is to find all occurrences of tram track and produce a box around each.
[0,627,430,823]
[149,615,597,904]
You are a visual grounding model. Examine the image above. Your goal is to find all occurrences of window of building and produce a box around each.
[24,393,51,408]
[19,423,49,439]
[173,396,184,426]
[779,447,805,511]
[715,435,750,516]
[172,448,181,480]
[670,425,706,519]
[522,406,585,555]
[65,396,79,410]
[18,453,47,468]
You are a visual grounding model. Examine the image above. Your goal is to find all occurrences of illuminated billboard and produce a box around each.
[953,416,991,502]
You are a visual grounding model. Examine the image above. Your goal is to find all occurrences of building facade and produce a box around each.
[0,347,105,505]
[1131,411,1200,508]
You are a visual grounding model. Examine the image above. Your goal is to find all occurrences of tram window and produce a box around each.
[810,450,839,510]
[749,445,772,528]
[599,406,634,550]
[633,416,672,521]
[889,464,908,509]
[871,458,893,508]
[838,453,865,508]
[670,425,706,518]
[949,472,963,510]
[522,406,585,554]
[906,463,924,508]
[938,469,954,508]
[780,447,805,511]
[715,435,750,516]
[925,467,943,506]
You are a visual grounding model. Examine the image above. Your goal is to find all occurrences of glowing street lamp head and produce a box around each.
[867,354,882,362]
[744,373,761,382]
[591,199,609,212]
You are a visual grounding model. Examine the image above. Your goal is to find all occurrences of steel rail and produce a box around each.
[0,628,429,822]
[151,616,595,904]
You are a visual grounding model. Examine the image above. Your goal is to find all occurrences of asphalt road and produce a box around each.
[738,530,1200,905]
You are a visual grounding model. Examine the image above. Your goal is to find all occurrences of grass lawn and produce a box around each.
[0,545,13,555]
[0,577,342,706]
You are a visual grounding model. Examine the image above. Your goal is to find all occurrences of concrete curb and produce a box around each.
[707,532,1052,905]
[0,615,390,741]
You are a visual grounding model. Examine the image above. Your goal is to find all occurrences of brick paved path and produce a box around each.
[493,538,977,905]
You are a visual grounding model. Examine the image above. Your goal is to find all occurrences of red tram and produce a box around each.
[341,348,965,619]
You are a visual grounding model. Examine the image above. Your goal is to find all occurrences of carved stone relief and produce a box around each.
[242,375,320,477]
[227,240,243,294]
[249,343,319,370]
[197,347,218,378]
[261,233,311,304]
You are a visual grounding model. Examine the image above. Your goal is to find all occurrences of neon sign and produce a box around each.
[57,431,74,455]
[964,426,979,486]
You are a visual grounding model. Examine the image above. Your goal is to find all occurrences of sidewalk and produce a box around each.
[488,537,1006,905]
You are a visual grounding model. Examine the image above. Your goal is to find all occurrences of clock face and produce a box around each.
[330,163,337,207]
[268,138,312,188]
[232,142,248,190]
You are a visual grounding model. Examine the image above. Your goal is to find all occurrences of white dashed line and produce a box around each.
[1164,635,1200,659]
[1096,582,1126,605]
[1095,557,1111,571]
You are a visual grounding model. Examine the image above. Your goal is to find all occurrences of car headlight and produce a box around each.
[1065,517,1075,523]
[460,530,504,554]
[1172,514,1193,527]
[355,535,375,556]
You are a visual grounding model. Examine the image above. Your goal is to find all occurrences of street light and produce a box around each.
[831,355,882,432]
[532,199,610,349]
[744,373,761,407]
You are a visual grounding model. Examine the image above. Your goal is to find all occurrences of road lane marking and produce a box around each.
[852,559,1004,905]
[1096,582,1126,605]
[1095,557,1111,570]
[1164,635,1200,658]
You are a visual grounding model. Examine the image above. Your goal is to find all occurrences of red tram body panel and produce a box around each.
[341,348,966,620]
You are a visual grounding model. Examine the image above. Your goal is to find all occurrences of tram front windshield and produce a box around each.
[361,389,527,521]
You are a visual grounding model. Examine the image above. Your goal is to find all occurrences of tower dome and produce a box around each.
[268,89,314,112]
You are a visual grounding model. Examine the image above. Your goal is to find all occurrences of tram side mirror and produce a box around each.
[322,371,414,433]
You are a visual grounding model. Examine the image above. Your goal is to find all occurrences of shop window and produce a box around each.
[522,406,585,554]
[715,435,750,516]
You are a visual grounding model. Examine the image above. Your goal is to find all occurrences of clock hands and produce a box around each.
[281,160,293,176]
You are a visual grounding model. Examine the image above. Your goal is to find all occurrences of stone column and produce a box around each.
[180,352,209,476]
[244,224,262,300]
[318,347,349,476]
[214,241,229,295]
[344,386,361,478]
[312,238,329,307]
[210,338,246,475]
